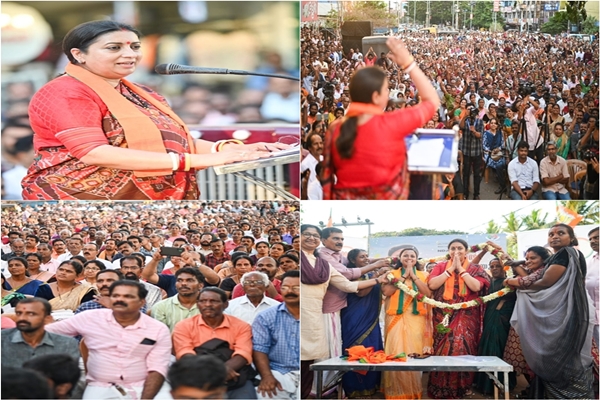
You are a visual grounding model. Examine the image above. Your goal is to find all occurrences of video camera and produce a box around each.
[517,81,534,97]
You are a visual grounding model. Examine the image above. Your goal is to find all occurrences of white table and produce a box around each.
[310,355,512,400]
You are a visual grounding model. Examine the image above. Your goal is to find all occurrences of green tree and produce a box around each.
[406,1,453,26]
[486,220,502,234]
[522,209,551,230]
[581,15,599,34]
[541,11,569,34]
[502,211,523,258]
[343,1,397,29]
[471,1,505,30]
[565,0,588,32]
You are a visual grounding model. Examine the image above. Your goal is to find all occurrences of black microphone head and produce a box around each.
[154,64,171,74]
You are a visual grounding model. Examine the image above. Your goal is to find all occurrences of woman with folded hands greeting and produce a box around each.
[320,37,440,200]
[426,239,490,399]
[22,20,285,200]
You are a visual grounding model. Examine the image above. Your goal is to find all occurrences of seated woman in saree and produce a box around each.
[505,224,595,399]
[320,37,440,200]
[426,239,490,399]
[25,253,55,283]
[35,260,97,312]
[1,274,28,308]
[340,249,385,398]
[300,225,387,399]
[381,246,432,400]
[2,257,44,296]
[474,257,517,395]
[22,20,286,201]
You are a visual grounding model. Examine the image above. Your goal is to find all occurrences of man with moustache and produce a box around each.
[252,270,300,400]
[150,267,204,332]
[1,298,80,367]
[197,233,215,256]
[1,238,26,261]
[142,249,220,297]
[540,141,571,200]
[206,239,230,270]
[74,269,148,314]
[52,238,67,259]
[232,256,283,301]
[45,281,171,400]
[82,243,114,269]
[120,256,163,308]
[172,287,256,399]
[56,237,84,263]
[98,238,118,261]
[38,242,59,273]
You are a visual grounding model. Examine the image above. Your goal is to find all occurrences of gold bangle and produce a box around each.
[184,153,191,172]
[218,139,244,152]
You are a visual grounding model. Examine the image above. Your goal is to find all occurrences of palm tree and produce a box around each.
[485,220,502,234]
[502,211,523,258]
[522,209,550,230]
[559,200,599,225]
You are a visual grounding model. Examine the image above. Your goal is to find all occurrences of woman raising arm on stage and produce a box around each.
[320,37,440,200]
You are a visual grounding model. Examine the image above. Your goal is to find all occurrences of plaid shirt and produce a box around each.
[252,302,299,374]
[459,117,484,157]
[205,253,230,270]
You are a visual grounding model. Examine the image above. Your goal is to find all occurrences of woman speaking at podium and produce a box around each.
[22,20,285,200]
[320,37,439,200]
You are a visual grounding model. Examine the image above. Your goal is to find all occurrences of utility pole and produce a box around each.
[426,0,431,27]
[469,1,474,30]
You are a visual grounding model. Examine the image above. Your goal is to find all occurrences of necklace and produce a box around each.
[55,282,77,300]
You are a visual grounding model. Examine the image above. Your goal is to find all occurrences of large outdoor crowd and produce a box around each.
[300,27,599,200]
[1,200,301,399]
[300,223,599,399]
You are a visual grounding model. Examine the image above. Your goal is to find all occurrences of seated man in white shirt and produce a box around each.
[224,271,280,325]
[507,141,540,200]
[539,141,571,200]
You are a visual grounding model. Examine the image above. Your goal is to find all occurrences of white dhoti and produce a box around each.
[256,370,299,400]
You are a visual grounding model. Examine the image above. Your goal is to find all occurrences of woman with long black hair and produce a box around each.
[320,37,440,200]
[506,223,595,398]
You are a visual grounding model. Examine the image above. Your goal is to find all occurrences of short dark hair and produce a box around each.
[210,238,224,246]
[280,270,300,282]
[96,269,124,280]
[199,287,228,303]
[278,253,299,265]
[108,281,148,300]
[174,267,205,285]
[23,354,81,397]
[25,234,39,243]
[589,227,599,237]
[1,367,52,399]
[516,140,529,150]
[16,297,52,316]
[119,255,142,268]
[321,227,343,240]
[168,355,226,392]
[117,240,134,248]
[62,20,141,64]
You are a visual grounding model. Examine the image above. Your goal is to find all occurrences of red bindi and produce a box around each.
[126,41,131,45]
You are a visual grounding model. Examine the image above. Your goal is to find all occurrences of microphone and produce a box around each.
[155,63,299,81]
